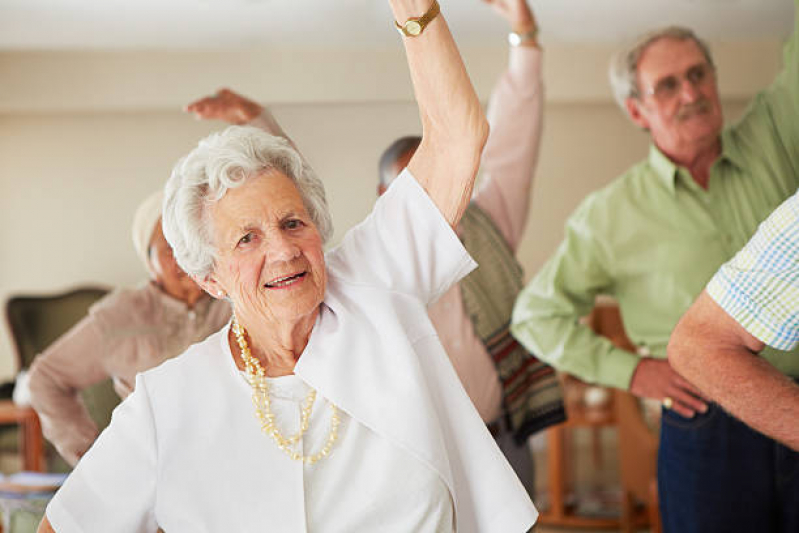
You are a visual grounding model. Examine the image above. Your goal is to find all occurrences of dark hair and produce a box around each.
[378,136,422,186]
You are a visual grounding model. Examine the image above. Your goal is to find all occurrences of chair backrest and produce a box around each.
[5,287,110,371]
[4,286,122,471]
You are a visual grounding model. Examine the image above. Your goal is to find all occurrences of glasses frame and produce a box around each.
[638,62,716,102]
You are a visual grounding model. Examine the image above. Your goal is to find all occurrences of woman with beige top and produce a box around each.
[28,192,231,466]
[38,0,538,530]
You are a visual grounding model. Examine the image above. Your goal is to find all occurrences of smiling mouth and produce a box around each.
[264,272,307,289]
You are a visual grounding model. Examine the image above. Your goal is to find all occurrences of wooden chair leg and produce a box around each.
[649,478,662,533]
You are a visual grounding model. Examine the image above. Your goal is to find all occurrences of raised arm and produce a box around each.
[186,88,297,148]
[389,0,489,227]
[670,291,799,450]
[472,0,543,250]
[731,0,799,177]
[28,315,111,466]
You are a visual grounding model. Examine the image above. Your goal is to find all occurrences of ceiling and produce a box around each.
[0,0,792,50]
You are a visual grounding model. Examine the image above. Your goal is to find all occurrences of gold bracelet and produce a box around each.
[394,0,441,38]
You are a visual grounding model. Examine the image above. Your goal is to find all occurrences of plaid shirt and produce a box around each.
[708,190,799,351]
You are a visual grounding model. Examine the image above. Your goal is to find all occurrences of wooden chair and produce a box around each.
[4,286,120,472]
[590,304,661,533]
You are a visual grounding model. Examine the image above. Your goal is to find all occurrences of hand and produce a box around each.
[185,88,263,125]
[629,358,709,418]
[481,0,536,34]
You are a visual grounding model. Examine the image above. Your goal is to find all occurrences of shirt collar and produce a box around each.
[647,144,680,195]
[647,130,741,196]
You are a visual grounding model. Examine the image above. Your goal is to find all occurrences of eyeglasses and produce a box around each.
[641,63,715,102]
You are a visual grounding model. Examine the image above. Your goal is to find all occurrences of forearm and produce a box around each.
[29,360,99,465]
[474,46,544,249]
[27,317,110,464]
[388,0,489,226]
[511,281,639,389]
[670,291,799,450]
[691,349,799,450]
[247,108,297,149]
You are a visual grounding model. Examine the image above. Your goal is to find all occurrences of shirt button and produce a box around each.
[188,311,196,320]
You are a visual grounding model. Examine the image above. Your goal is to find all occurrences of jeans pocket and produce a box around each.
[661,401,719,430]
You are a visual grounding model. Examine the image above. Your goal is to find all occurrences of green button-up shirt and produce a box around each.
[511,2,799,389]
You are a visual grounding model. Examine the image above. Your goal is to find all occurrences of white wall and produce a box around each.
[0,41,778,379]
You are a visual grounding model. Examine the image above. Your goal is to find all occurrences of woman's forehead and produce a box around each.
[213,172,306,222]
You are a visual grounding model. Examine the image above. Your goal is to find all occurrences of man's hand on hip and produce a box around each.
[630,357,709,418]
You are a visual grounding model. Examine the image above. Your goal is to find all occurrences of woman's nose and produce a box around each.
[266,233,300,262]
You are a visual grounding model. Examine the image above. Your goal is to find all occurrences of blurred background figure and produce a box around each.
[28,192,231,466]
[512,1,799,531]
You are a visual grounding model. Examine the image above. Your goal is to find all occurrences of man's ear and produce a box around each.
[192,273,226,299]
[625,97,650,131]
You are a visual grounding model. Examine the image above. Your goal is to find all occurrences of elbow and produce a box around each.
[667,318,697,378]
[471,116,490,161]
[476,117,490,152]
[460,117,490,176]
[26,359,44,410]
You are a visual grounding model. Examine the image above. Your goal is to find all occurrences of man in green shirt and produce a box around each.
[511,3,799,531]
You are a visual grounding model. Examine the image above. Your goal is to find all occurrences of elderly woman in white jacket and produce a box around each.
[38,1,537,531]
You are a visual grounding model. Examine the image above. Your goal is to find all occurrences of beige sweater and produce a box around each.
[29,282,231,465]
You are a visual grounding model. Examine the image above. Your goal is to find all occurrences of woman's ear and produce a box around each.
[191,274,226,299]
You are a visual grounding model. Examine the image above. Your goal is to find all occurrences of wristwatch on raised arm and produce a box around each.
[394,0,441,37]
[508,27,539,47]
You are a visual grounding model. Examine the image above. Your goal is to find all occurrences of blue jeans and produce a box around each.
[658,402,799,533]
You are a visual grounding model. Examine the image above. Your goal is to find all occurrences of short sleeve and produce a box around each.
[707,190,799,350]
[325,169,476,305]
[46,375,159,532]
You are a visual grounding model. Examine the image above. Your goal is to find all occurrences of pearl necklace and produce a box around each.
[232,317,340,465]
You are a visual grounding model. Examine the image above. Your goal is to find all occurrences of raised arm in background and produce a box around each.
[473,0,543,251]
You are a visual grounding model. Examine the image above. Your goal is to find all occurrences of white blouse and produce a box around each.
[237,372,453,532]
[46,170,536,532]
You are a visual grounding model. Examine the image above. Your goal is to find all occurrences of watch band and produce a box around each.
[508,27,539,47]
[394,0,441,38]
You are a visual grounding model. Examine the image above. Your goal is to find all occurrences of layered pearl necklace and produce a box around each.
[232,317,340,465]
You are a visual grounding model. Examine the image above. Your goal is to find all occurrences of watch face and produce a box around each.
[508,32,521,47]
[405,20,422,36]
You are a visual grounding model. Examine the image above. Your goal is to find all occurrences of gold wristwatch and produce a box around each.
[394,0,440,37]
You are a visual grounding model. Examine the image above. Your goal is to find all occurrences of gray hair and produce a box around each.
[609,26,715,111]
[378,136,421,187]
[162,125,333,278]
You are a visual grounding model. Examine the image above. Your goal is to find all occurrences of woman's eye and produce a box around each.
[284,219,303,230]
[238,233,255,246]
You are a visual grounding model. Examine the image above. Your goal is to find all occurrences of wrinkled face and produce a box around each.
[627,37,723,155]
[204,170,326,327]
[149,220,205,303]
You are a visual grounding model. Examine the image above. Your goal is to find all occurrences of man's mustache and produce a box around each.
[676,99,711,121]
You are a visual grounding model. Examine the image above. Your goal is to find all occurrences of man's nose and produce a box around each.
[678,76,702,102]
